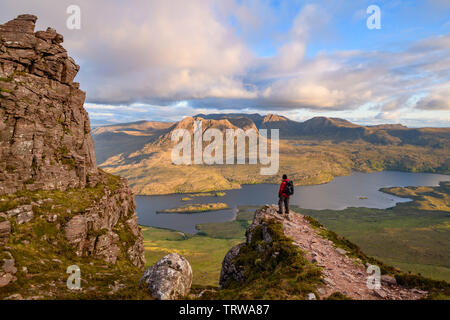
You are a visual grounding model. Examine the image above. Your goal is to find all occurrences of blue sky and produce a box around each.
[2,0,450,127]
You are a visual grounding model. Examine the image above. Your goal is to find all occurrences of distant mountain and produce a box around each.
[93,113,450,164]
[92,120,174,163]
[92,113,449,195]
[144,113,449,147]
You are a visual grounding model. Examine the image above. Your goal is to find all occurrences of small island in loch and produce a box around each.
[157,203,229,214]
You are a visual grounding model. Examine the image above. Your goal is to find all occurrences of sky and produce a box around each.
[1,0,450,127]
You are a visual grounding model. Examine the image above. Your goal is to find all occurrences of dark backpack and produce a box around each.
[284,180,294,196]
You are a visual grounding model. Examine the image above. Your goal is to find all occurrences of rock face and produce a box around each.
[0,14,99,195]
[0,15,144,269]
[141,253,193,300]
[63,178,145,267]
[219,243,245,288]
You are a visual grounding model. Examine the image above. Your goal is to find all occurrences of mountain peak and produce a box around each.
[263,114,289,122]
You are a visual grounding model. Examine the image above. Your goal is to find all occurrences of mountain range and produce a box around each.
[92,113,449,195]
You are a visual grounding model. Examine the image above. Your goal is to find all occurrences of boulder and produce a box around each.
[381,275,397,286]
[0,273,14,288]
[307,292,317,300]
[140,253,193,300]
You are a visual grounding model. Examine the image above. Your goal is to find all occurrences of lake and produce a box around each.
[136,171,450,234]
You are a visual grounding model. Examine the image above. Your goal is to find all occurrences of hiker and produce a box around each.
[278,174,294,214]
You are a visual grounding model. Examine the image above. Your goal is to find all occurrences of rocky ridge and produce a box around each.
[219,205,429,300]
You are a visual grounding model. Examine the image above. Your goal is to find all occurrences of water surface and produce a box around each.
[136,171,450,234]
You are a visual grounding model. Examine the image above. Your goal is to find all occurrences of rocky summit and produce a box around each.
[0,14,99,195]
[0,15,145,299]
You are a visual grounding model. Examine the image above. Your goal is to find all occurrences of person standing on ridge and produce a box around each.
[278,174,294,215]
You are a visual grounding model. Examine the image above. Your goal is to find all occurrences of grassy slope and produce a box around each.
[0,174,151,300]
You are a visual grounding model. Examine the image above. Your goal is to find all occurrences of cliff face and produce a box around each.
[0,15,145,298]
[0,14,99,195]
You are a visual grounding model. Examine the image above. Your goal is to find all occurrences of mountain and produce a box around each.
[149,113,450,146]
[0,15,146,299]
[92,120,174,163]
[92,113,449,195]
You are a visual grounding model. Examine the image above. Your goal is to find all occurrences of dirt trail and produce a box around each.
[260,206,428,300]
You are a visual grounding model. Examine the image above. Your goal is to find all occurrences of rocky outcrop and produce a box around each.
[0,14,99,195]
[63,177,145,268]
[219,243,245,288]
[0,15,144,269]
[220,205,430,300]
[140,253,193,300]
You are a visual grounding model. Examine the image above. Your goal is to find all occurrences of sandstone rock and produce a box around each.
[0,15,100,196]
[336,248,347,255]
[141,253,193,300]
[373,289,388,299]
[94,232,120,264]
[0,273,14,287]
[62,181,145,267]
[64,215,87,255]
[219,243,245,288]
[6,205,32,218]
[17,210,34,224]
[2,258,17,274]
[0,217,11,245]
[381,275,397,286]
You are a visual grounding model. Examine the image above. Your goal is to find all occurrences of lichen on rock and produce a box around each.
[140,253,193,300]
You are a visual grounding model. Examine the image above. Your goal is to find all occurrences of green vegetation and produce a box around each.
[142,207,255,286]
[293,181,450,283]
[189,192,227,197]
[196,209,254,239]
[143,182,450,299]
[201,218,322,300]
[0,173,151,300]
[157,202,229,214]
[0,87,12,93]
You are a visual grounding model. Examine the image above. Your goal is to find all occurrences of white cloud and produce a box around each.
[1,0,449,126]
[415,83,450,110]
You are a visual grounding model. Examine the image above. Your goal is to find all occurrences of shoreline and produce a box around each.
[133,170,450,197]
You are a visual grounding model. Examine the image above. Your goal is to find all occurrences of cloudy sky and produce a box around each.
[2,0,450,127]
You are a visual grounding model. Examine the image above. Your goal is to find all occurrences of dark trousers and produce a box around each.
[278,196,289,214]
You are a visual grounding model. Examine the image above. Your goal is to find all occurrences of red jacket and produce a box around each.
[279,179,291,198]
